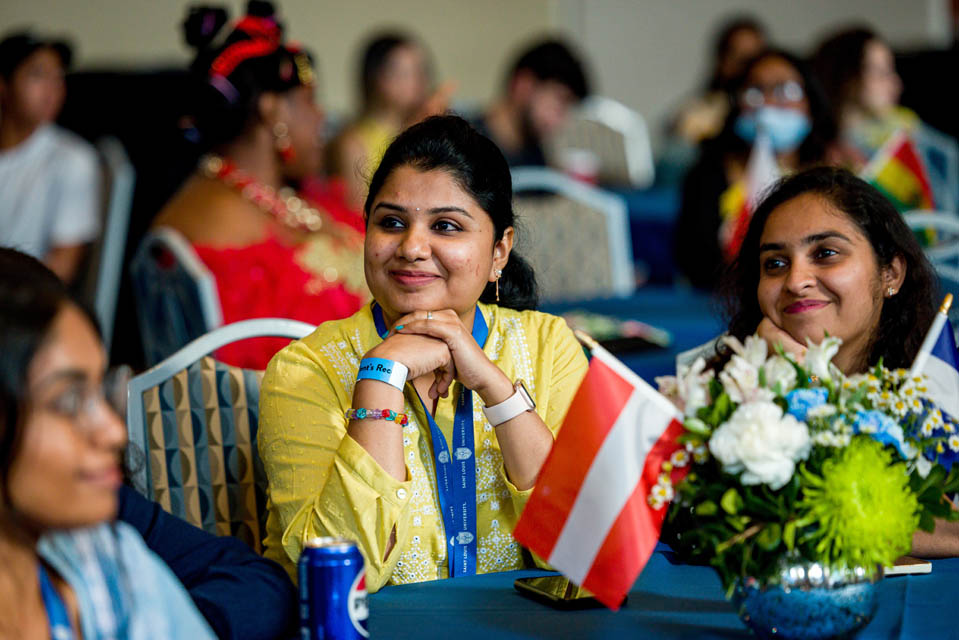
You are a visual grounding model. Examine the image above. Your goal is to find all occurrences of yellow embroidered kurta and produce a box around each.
[258,303,588,591]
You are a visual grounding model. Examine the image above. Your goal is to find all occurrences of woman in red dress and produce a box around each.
[153,2,367,369]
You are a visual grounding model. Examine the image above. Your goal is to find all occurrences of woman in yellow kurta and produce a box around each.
[259,115,588,591]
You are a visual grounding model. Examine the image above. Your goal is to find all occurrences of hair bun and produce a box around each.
[183,6,229,50]
[246,0,277,18]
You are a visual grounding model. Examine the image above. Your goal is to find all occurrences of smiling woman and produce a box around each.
[719,166,938,374]
[0,249,215,639]
[258,116,589,591]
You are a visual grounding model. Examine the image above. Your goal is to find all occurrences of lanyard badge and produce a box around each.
[371,303,488,577]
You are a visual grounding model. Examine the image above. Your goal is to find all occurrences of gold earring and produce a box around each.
[273,122,295,163]
[495,269,503,302]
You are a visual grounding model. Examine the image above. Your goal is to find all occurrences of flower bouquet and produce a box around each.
[655,335,959,638]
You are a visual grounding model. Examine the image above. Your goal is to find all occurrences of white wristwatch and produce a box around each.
[482,380,536,427]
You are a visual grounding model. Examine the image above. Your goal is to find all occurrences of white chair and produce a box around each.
[76,137,136,351]
[545,95,655,189]
[916,125,959,213]
[512,167,634,301]
[125,318,315,549]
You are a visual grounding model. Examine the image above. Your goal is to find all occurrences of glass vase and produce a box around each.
[731,556,880,640]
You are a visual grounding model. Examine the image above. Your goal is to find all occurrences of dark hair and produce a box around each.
[708,16,766,91]
[363,115,538,311]
[811,27,879,123]
[359,32,420,111]
[719,166,939,372]
[183,1,314,148]
[0,249,73,501]
[0,31,72,80]
[509,38,589,100]
[709,47,836,167]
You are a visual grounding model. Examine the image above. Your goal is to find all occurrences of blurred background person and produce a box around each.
[327,31,450,211]
[675,48,837,291]
[475,38,589,167]
[671,16,767,148]
[0,31,99,284]
[812,27,912,169]
[152,1,368,370]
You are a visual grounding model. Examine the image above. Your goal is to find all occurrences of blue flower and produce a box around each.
[853,410,914,459]
[786,387,828,422]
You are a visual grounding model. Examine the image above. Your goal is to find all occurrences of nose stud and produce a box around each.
[426,310,433,320]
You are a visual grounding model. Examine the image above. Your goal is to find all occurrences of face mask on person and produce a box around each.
[734,107,812,152]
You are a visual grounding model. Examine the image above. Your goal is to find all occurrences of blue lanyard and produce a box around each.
[372,303,488,577]
[38,562,76,640]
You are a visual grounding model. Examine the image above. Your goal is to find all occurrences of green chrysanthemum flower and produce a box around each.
[800,436,918,569]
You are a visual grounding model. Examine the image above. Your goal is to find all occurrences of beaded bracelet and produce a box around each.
[346,408,409,426]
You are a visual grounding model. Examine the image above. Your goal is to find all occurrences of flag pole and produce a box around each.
[909,294,954,377]
[574,329,601,352]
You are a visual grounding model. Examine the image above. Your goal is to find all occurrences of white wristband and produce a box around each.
[357,357,409,391]
[482,380,536,427]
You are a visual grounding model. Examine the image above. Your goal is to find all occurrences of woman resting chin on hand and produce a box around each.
[258,116,588,592]
[716,166,959,556]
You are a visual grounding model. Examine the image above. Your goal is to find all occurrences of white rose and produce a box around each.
[763,355,798,394]
[708,401,811,490]
[803,336,842,384]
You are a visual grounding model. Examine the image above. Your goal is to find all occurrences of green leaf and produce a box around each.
[683,417,710,436]
[721,488,743,515]
[756,523,782,551]
[919,510,936,532]
[783,521,797,550]
[695,500,718,516]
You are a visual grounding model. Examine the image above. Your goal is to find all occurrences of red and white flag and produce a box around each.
[513,343,686,610]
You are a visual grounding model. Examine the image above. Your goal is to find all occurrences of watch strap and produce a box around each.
[482,380,535,427]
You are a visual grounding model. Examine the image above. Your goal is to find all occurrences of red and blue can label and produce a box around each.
[299,537,369,639]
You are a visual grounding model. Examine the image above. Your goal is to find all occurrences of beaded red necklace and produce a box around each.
[200,154,325,232]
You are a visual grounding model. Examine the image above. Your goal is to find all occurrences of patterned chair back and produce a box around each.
[130,227,223,367]
[512,167,634,302]
[126,319,316,552]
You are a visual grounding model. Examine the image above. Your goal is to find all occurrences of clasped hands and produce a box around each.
[366,309,512,403]
[757,317,809,361]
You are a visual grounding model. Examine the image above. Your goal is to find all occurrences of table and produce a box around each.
[369,546,959,638]
[541,287,724,383]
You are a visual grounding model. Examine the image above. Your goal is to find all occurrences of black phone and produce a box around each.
[514,576,619,610]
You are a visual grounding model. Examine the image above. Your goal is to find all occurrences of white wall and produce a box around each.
[0,0,948,146]
[0,0,553,115]
[554,0,949,148]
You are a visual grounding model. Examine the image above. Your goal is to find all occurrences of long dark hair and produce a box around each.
[0,249,74,502]
[720,166,939,371]
[364,115,538,311]
[359,32,421,112]
[708,47,836,167]
[811,27,879,123]
[183,1,314,149]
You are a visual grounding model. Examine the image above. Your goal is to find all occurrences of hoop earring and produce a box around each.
[273,122,296,164]
[495,269,503,303]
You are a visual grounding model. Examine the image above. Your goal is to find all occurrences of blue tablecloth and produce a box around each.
[369,547,959,639]
[541,287,724,383]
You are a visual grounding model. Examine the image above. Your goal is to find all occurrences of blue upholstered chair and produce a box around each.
[130,227,223,367]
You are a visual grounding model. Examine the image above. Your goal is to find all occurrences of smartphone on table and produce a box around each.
[514,575,623,610]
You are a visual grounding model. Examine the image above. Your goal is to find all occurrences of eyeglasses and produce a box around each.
[740,81,805,108]
[33,366,130,434]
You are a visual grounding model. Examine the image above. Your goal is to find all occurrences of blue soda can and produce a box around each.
[299,537,369,640]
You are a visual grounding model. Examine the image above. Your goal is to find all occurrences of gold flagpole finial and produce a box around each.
[573,329,601,352]
[941,294,954,315]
